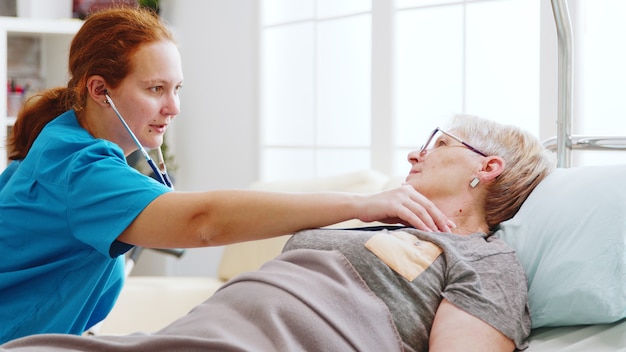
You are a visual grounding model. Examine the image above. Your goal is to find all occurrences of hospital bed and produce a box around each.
[103,157,626,350]
[507,0,626,349]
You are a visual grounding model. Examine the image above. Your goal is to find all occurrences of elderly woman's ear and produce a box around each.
[478,156,505,183]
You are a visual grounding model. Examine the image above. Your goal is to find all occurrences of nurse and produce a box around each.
[0,6,451,343]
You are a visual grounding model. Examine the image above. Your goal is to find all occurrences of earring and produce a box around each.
[469,177,480,188]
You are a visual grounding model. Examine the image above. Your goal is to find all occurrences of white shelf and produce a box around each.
[1,16,82,170]
[0,16,82,34]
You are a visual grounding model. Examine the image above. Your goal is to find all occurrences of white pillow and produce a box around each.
[495,165,626,328]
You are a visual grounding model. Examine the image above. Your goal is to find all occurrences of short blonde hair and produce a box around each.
[449,114,555,232]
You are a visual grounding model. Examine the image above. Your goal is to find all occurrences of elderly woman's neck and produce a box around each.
[433,196,489,235]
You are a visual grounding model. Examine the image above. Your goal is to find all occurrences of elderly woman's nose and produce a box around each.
[407,150,421,163]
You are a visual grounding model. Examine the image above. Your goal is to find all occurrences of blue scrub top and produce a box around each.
[0,110,172,343]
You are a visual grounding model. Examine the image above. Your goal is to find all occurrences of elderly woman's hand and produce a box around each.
[356,184,454,232]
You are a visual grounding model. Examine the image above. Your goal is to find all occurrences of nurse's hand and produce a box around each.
[355,184,454,232]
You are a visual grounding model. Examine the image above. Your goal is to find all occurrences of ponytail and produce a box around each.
[7,87,74,160]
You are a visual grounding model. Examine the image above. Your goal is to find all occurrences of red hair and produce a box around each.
[7,6,174,160]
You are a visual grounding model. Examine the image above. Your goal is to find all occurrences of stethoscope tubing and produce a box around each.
[104,91,173,188]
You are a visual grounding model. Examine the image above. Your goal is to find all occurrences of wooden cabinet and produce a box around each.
[0,16,82,170]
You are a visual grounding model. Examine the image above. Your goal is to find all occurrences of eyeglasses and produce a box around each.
[420,127,488,157]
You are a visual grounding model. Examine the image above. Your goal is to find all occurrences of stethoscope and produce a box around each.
[85,90,182,336]
[103,89,173,189]
[103,89,183,273]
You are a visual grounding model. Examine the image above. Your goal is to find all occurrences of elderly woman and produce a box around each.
[2,115,555,352]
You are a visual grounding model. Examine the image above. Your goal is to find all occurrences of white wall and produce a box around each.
[131,0,259,277]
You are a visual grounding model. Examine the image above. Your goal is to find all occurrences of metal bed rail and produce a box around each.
[550,0,626,165]
[543,136,626,152]
[551,0,573,167]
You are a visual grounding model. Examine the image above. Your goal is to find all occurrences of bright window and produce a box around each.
[260,0,623,182]
[394,0,539,175]
[260,1,372,181]
[573,0,626,165]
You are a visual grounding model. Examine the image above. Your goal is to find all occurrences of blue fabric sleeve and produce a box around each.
[66,142,171,257]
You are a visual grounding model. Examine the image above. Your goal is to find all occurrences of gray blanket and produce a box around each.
[1,249,404,352]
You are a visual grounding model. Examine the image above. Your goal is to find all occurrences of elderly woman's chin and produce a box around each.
[404,171,420,184]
